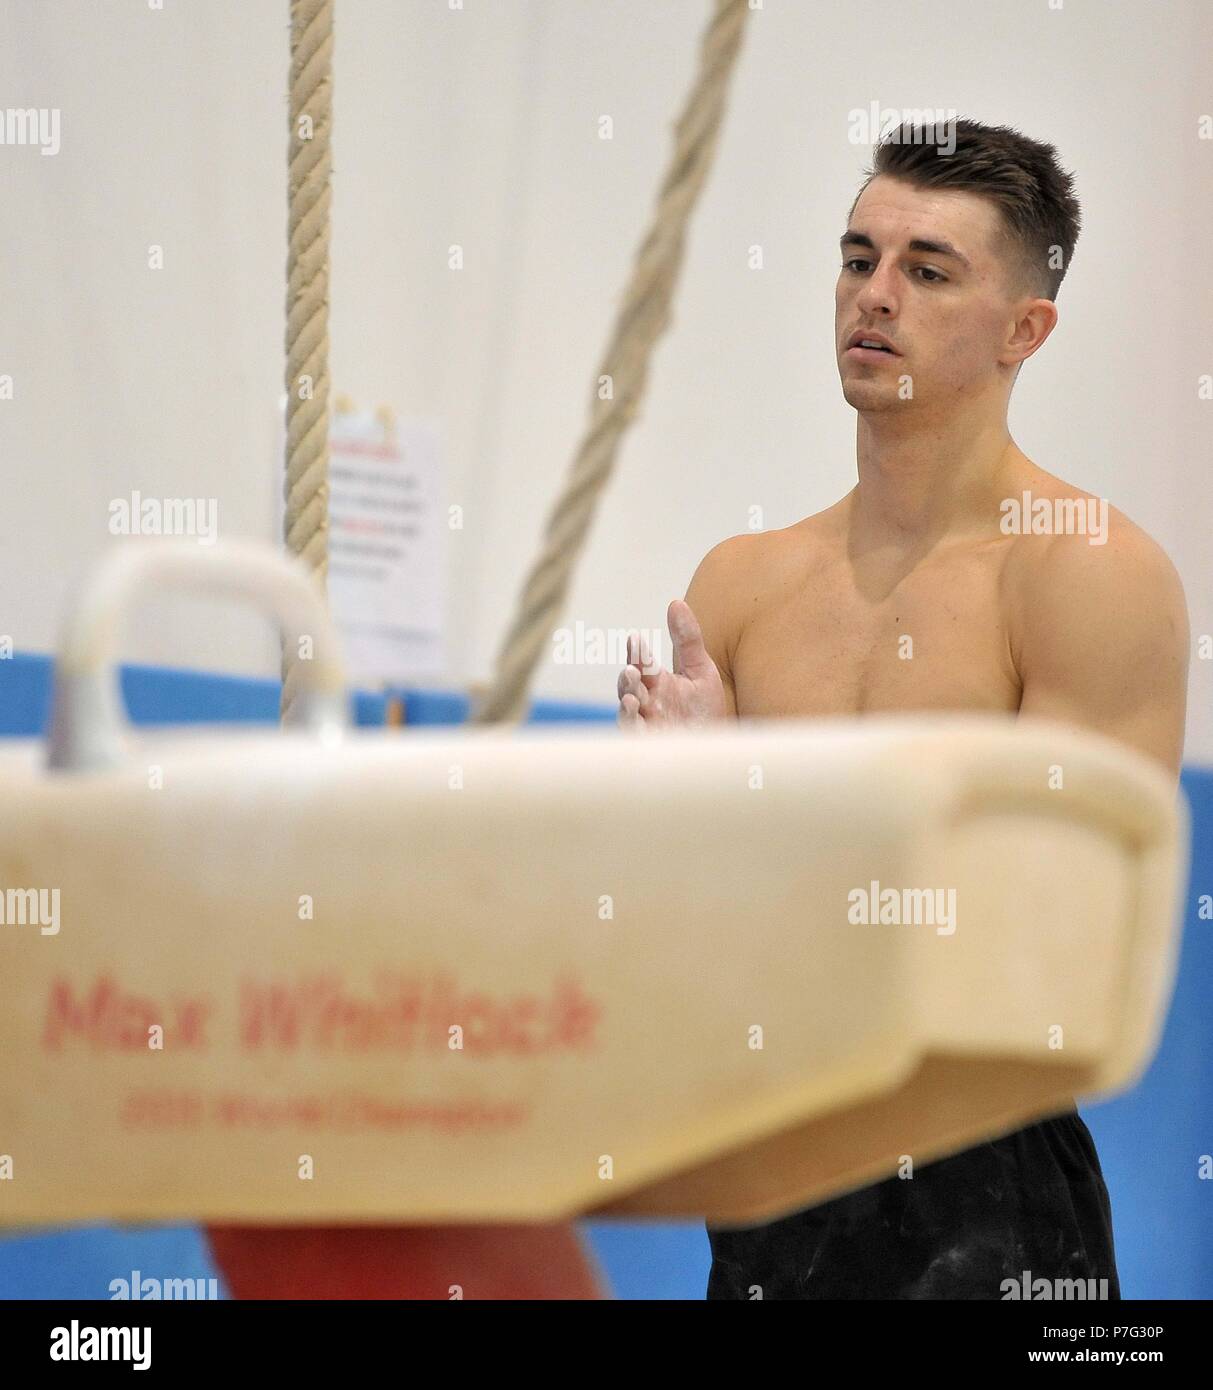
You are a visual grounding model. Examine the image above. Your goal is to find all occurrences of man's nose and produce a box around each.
[855,265,898,317]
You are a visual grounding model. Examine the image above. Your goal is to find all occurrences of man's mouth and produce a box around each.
[846,331,899,353]
[845,338,900,361]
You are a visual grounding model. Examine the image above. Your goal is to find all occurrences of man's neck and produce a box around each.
[848,407,1021,552]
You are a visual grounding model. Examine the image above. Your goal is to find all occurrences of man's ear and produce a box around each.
[1003,297,1058,368]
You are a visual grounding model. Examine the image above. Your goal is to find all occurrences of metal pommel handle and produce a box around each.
[46,539,348,772]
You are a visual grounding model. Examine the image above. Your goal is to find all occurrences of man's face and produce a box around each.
[835,175,1025,413]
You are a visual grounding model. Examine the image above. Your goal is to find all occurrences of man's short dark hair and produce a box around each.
[853,119,1082,300]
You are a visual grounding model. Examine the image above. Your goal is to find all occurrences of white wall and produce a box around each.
[2,0,1210,760]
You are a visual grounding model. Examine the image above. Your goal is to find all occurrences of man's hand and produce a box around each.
[617,598,728,731]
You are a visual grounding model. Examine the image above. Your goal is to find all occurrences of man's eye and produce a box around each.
[916,266,946,283]
[842,259,870,273]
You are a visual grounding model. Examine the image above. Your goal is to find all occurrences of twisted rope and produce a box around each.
[471,0,751,725]
[281,0,334,722]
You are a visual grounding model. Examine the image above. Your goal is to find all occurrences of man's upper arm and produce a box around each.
[684,535,753,718]
[1015,521,1189,777]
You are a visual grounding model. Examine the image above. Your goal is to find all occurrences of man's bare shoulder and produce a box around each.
[1002,469,1186,616]
[684,512,836,679]
[683,532,766,653]
[689,506,842,603]
[1004,468,1189,772]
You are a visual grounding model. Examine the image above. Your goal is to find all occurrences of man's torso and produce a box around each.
[731,508,1024,718]
[715,464,1120,721]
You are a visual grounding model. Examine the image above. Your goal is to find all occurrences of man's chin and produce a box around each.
[840,380,906,411]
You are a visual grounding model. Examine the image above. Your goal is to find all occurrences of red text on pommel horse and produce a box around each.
[236,970,602,1055]
[39,970,602,1056]
[41,975,212,1050]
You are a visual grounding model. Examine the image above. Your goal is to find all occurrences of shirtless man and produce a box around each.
[616,119,1189,1300]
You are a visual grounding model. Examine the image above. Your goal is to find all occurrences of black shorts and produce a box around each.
[706,1108,1119,1300]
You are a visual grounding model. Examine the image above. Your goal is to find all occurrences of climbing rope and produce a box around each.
[278,0,750,728]
[471,0,751,724]
[281,0,334,722]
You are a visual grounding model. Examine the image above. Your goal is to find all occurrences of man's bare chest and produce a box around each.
[731,545,1022,719]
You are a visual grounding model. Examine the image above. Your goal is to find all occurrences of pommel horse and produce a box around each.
[0,543,1187,1298]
